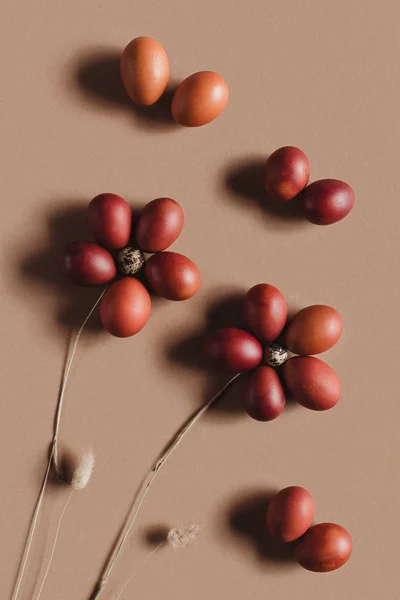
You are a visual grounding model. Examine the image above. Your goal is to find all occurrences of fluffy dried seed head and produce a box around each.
[71,450,95,490]
[167,524,201,549]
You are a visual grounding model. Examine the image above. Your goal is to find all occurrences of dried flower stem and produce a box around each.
[93,373,241,599]
[114,541,165,600]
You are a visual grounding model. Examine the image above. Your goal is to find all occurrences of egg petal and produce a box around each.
[135,197,184,252]
[203,327,263,372]
[61,241,117,286]
[242,366,286,421]
[283,356,341,411]
[88,193,132,250]
[285,305,343,355]
[145,252,200,301]
[100,278,151,337]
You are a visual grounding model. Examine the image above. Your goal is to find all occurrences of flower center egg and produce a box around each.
[264,342,288,367]
[116,246,145,276]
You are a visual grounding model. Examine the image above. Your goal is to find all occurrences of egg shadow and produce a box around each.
[69,47,179,131]
[222,156,309,231]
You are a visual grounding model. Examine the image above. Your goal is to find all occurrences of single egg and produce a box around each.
[171,71,229,127]
[88,193,132,250]
[295,523,352,572]
[203,327,263,372]
[267,486,315,542]
[145,252,200,300]
[242,366,286,421]
[243,284,288,342]
[285,305,343,355]
[284,356,341,411]
[100,278,151,337]
[136,198,184,253]
[120,36,170,106]
[264,342,288,367]
[300,179,355,225]
[116,246,145,276]
[61,241,116,286]
[264,146,310,202]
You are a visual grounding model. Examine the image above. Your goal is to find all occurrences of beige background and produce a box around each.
[1,0,399,598]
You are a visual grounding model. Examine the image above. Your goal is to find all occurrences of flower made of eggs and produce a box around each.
[61,194,200,337]
[203,283,342,421]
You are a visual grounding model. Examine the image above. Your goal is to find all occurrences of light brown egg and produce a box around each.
[285,305,343,355]
[171,71,229,127]
[100,278,151,337]
[120,37,170,106]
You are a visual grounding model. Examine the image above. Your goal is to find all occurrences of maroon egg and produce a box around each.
[264,146,310,202]
[145,252,200,301]
[100,278,151,337]
[88,193,132,250]
[203,328,263,372]
[267,486,315,542]
[285,305,343,355]
[136,198,184,253]
[295,523,352,572]
[300,179,355,225]
[243,284,288,342]
[242,366,286,421]
[61,241,116,286]
[284,356,341,411]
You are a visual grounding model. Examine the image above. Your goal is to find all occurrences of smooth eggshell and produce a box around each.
[243,284,288,341]
[120,37,170,106]
[264,146,310,202]
[61,241,116,286]
[267,486,315,542]
[171,71,229,127]
[285,305,343,355]
[242,366,286,421]
[88,193,132,250]
[145,252,200,300]
[283,356,341,411]
[135,198,184,252]
[295,523,352,572]
[100,278,151,337]
[300,179,355,225]
[203,327,263,372]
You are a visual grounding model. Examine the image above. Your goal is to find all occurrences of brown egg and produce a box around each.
[295,523,352,572]
[120,37,170,106]
[171,71,229,127]
[284,356,341,411]
[135,198,184,253]
[61,241,117,286]
[267,486,315,542]
[88,193,132,250]
[100,278,151,337]
[243,284,288,342]
[242,366,286,421]
[300,179,355,225]
[264,146,310,202]
[203,328,263,372]
[285,305,343,355]
[145,252,200,300]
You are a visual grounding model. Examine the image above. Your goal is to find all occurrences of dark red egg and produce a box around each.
[295,523,352,572]
[285,305,343,355]
[267,486,315,542]
[136,198,184,253]
[243,284,288,342]
[242,366,286,421]
[203,328,263,372]
[145,252,200,300]
[300,179,355,225]
[264,146,310,202]
[284,356,341,411]
[100,278,151,337]
[87,193,132,250]
[61,241,116,286]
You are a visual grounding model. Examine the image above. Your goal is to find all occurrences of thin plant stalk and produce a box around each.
[11,289,106,600]
[114,541,165,600]
[93,372,242,599]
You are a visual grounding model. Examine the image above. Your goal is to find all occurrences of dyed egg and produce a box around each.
[61,241,116,286]
[136,198,184,253]
[264,146,310,202]
[145,252,200,300]
[300,179,355,225]
[295,523,352,572]
[100,278,151,337]
[203,328,262,372]
[285,305,342,355]
[88,193,132,250]
[243,284,288,342]
[242,366,286,421]
[267,486,315,542]
[171,71,229,127]
[120,37,170,106]
[284,356,341,411]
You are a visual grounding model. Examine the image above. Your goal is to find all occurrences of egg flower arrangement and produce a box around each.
[203,283,343,420]
[61,193,200,337]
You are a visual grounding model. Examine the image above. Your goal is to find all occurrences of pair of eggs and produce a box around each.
[267,486,352,572]
[120,37,229,127]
